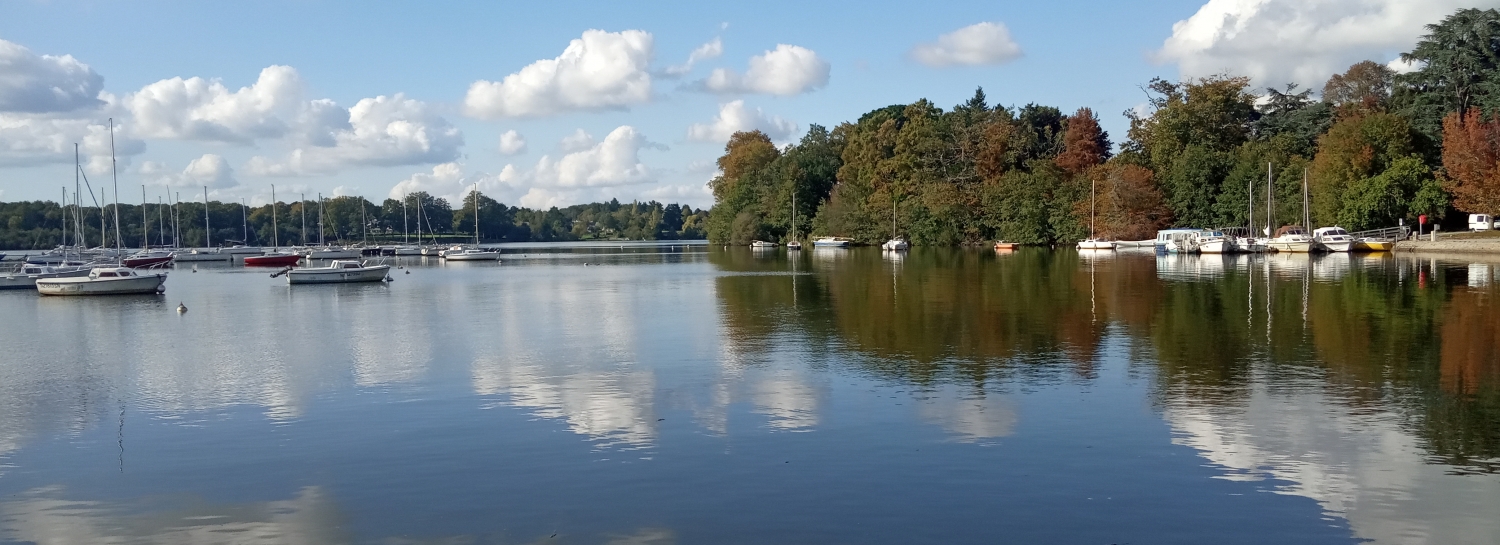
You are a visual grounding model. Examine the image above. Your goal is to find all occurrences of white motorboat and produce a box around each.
[36,267,166,295]
[1312,226,1355,253]
[750,240,779,249]
[173,248,231,262]
[222,246,264,255]
[1198,231,1233,254]
[1267,226,1313,253]
[420,246,446,256]
[786,241,802,251]
[881,238,910,251]
[1235,237,1269,253]
[305,247,362,259]
[285,260,391,284]
[1154,229,1202,254]
[1,264,91,290]
[435,245,468,257]
[444,249,500,261]
[392,246,422,256]
[813,237,852,248]
[1077,238,1115,250]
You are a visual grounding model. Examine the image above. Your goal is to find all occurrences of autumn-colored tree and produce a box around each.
[711,131,780,203]
[1056,107,1109,176]
[1323,61,1395,111]
[1441,108,1500,214]
[1092,163,1173,240]
[1127,75,1258,227]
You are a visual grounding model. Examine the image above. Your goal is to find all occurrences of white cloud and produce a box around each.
[703,44,829,96]
[558,128,595,152]
[125,65,302,142]
[1387,57,1423,74]
[664,37,724,76]
[244,93,462,176]
[1155,0,1484,87]
[531,126,652,188]
[686,100,797,143]
[331,185,362,197]
[497,129,526,155]
[910,22,1024,67]
[0,115,145,168]
[0,38,105,113]
[464,30,654,119]
[140,153,237,189]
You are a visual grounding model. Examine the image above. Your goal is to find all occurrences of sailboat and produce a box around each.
[881,193,909,251]
[1266,166,1312,253]
[175,186,230,261]
[246,186,303,266]
[444,183,499,261]
[786,189,802,250]
[1077,175,1115,250]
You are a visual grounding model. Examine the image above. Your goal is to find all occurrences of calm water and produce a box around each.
[1,244,1497,544]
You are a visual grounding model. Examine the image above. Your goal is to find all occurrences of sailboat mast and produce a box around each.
[317,193,324,246]
[473,183,480,245]
[203,186,211,249]
[109,119,122,253]
[61,187,69,251]
[1266,163,1273,233]
[1302,169,1311,229]
[402,193,409,245]
[73,144,82,248]
[300,193,306,246]
[142,186,149,250]
[272,185,279,249]
[242,199,248,244]
[361,196,368,245]
[1090,175,1097,238]
[158,197,165,247]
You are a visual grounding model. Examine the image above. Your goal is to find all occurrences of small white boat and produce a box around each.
[813,237,852,248]
[786,241,802,251]
[305,247,362,259]
[285,260,391,284]
[1077,238,1115,250]
[881,239,910,251]
[420,246,446,256]
[1113,240,1155,248]
[1312,226,1355,253]
[1267,226,1314,253]
[750,240,779,249]
[1235,237,1268,253]
[1154,229,1203,254]
[172,248,231,262]
[1198,231,1233,254]
[1,264,91,290]
[36,267,166,295]
[392,246,422,256]
[443,249,500,261]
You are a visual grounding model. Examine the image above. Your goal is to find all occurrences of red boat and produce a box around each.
[243,253,303,267]
[123,251,175,268]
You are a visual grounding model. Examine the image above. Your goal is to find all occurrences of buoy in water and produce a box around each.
[177,303,187,313]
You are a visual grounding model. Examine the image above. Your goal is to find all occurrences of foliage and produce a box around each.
[1441,108,1500,214]
[1395,8,1500,143]
[1309,111,1419,228]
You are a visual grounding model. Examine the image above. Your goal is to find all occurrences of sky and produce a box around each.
[0,0,1487,210]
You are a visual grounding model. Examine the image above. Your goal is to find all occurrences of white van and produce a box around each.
[1470,214,1494,231]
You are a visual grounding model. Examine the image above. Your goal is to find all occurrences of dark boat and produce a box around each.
[243,253,303,267]
[122,251,174,268]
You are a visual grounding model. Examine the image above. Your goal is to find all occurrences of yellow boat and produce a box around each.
[1354,239,1393,252]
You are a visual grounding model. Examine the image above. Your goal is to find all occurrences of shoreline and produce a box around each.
[1393,239,1500,255]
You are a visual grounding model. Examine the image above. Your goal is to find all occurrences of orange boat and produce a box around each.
[993,241,1018,251]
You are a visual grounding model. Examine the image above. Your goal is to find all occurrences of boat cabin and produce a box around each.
[91,268,139,278]
[1154,229,1203,244]
[1273,225,1309,238]
[1312,227,1351,238]
[330,260,366,269]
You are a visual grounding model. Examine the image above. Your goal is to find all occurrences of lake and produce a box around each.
[0,244,1497,544]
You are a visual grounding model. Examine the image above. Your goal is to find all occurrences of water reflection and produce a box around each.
[0,486,349,544]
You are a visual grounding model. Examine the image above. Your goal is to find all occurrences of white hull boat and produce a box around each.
[882,239,910,251]
[786,241,802,251]
[305,247,361,259]
[173,249,230,262]
[36,267,165,295]
[222,246,264,255]
[1312,227,1355,253]
[392,247,422,256]
[750,240,779,249]
[443,249,500,261]
[1268,226,1314,253]
[285,260,391,284]
[812,237,852,248]
[1,264,91,290]
[1198,234,1232,254]
[1077,239,1115,250]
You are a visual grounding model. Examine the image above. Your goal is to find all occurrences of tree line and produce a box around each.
[709,8,1500,246]
[0,194,708,250]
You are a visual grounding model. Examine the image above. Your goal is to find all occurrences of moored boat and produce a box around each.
[284,260,391,284]
[122,250,174,268]
[1311,227,1354,253]
[243,253,303,267]
[750,240,779,249]
[36,267,166,295]
[1077,238,1115,250]
[786,241,802,251]
[1354,238,1393,252]
[443,249,500,261]
[813,237,852,248]
[1267,226,1313,253]
[993,241,1019,251]
[881,238,910,251]
[1,264,91,290]
[1198,231,1233,254]
[173,248,231,262]
[305,247,361,259]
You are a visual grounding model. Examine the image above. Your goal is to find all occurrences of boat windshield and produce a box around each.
[98,272,116,277]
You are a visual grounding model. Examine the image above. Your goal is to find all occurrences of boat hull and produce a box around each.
[443,252,499,261]
[36,274,164,295]
[1077,240,1115,250]
[1317,241,1353,253]
[1,269,92,290]
[243,254,304,266]
[1354,240,1392,252]
[123,255,174,268]
[173,252,230,262]
[286,265,391,284]
[1267,241,1312,253]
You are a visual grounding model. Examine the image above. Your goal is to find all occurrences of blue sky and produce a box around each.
[0,0,1474,209]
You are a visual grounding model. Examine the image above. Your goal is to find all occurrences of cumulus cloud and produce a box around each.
[244,93,462,176]
[0,115,145,168]
[1155,0,1480,87]
[497,129,526,155]
[0,38,105,113]
[703,44,829,96]
[910,22,1023,67]
[125,65,302,142]
[464,30,654,119]
[664,37,724,76]
[139,153,238,189]
[686,100,797,143]
[558,128,595,152]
